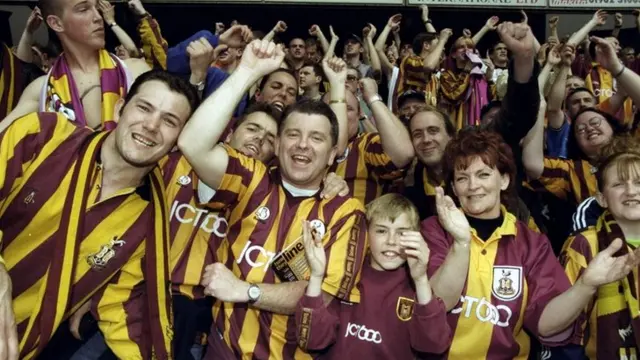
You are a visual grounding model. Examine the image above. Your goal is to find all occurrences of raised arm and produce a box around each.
[364,24,382,80]
[309,25,330,55]
[592,36,640,106]
[323,26,339,61]
[98,0,140,58]
[322,57,349,155]
[129,0,168,70]
[567,10,607,47]
[0,75,46,133]
[263,21,287,43]
[420,5,436,33]
[423,29,452,72]
[549,16,559,42]
[177,37,277,190]
[522,96,547,180]
[546,44,572,130]
[360,78,414,167]
[472,16,499,46]
[14,7,43,63]
[612,13,623,38]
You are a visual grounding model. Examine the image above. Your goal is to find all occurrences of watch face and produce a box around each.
[249,286,261,300]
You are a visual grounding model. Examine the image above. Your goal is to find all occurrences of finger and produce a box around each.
[6,324,18,360]
[0,321,6,360]
[69,313,83,340]
[602,238,624,257]
[403,249,423,258]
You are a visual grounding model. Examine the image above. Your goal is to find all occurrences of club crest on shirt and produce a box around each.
[23,189,37,205]
[87,237,126,270]
[177,175,191,186]
[396,297,415,321]
[255,206,271,221]
[335,148,350,163]
[309,219,326,238]
[492,266,522,302]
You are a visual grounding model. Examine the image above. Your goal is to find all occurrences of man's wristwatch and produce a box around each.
[367,94,383,106]
[192,80,205,92]
[109,22,117,28]
[247,284,261,303]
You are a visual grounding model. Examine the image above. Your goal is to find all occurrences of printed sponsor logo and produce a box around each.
[169,201,228,237]
[409,0,542,6]
[177,175,192,186]
[452,295,513,327]
[255,206,271,221]
[237,241,277,272]
[345,323,382,344]
[549,0,640,8]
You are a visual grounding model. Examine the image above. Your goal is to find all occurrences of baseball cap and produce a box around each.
[397,90,426,109]
[346,34,363,45]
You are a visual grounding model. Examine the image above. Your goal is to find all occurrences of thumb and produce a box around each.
[602,238,624,257]
[69,313,83,340]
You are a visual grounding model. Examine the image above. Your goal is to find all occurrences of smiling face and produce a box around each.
[598,158,640,224]
[452,157,510,219]
[228,112,278,164]
[574,110,614,158]
[256,71,298,115]
[369,213,414,271]
[276,111,337,190]
[113,80,191,167]
[410,111,451,167]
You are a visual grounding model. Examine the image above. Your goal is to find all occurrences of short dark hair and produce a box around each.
[566,107,626,160]
[300,62,325,81]
[412,32,438,55]
[305,38,319,48]
[280,99,339,146]
[565,87,595,107]
[409,105,456,137]
[123,70,200,118]
[258,68,298,93]
[38,0,62,19]
[234,102,281,130]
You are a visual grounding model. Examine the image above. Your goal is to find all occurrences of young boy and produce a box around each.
[295,193,451,358]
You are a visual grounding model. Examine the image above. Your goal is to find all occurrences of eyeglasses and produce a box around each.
[576,117,602,135]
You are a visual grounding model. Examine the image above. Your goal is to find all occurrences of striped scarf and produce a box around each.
[594,211,640,359]
[439,69,489,130]
[0,43,22,119]
[39,49,132,130]
[19,132,172,359]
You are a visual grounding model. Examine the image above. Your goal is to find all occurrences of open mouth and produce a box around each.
[271,101,285,112]
[132,133,157,147]
[380,251,400,260]
[468,194,485,200]
[587,132,601,140]
[291,154,311,165]
[623,200,640,206]
[244,143,259,156]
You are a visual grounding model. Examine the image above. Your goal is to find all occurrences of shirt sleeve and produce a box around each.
[321,206,368,303]
[362,133,403,180]
[166,30,219,75]
[559,233,596,347]
[523,229,573,345]
[204,143,269,210]
[91,243,153,359]
[532,157,573,201]
[137,15,168,70]
[409,297,452,355]
[0,113,75,209]
[420,216,453,278]
[545,117,570,159]
[295,294,340,352]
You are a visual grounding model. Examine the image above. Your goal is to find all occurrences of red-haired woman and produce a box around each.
[422,128,640,359]
[561,136,640,359]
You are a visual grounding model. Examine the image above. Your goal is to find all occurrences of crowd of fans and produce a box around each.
[1,0,640,359]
